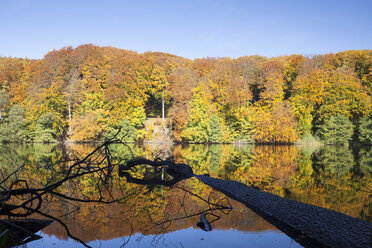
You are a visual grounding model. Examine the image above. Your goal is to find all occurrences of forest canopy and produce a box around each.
[0,45,371,144]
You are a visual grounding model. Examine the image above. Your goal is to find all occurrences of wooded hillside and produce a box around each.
[0,45,371,144]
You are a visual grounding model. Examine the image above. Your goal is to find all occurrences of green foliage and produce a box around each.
[0,124,10,143]
[209,115,222,143]
[227,108,254,143]
[222,146,253,180]
[358,117,372,144]
[358,147,372,175]
[0,104,29,143]
[32,113,57,143]
[314,146,355,176]
[316,115,354,145]
[179,144,223,175]
[107,119,137,143]
[207,145,222,172]
[33,127,55,143]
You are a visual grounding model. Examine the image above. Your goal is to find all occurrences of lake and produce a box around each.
[0,143,370,248]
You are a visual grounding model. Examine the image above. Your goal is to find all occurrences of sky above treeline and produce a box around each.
[1,0,371,59]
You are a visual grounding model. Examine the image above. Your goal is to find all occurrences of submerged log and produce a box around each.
[195,175,372,248]
[120,158,193,179]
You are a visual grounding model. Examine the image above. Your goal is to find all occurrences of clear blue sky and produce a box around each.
[0,0,371,59]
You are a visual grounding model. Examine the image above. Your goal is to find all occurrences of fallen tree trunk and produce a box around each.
[118,158,372,248]
[195,175,372,248]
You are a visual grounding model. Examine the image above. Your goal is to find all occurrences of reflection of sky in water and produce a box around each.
[30,228,302,248]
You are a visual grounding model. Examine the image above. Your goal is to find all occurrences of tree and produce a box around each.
[181,82,213,143]
[145,65,169,120]
[250,101,299,143]
[32,112,58,143]
[106,119,137,142]
[209,115,222,143]
[0,57,27,104]
[29,82,68,140]
[248,58,299,143]
[70,112,103,141]
[336,50,372,85]
[358,117,372,144]
[282,55,305,99]
[167,67,198,141]
[0,104,28,142]
[225,106,254,143]
[316,115,354,145]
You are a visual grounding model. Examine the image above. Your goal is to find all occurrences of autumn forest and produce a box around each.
[0,45,371,144]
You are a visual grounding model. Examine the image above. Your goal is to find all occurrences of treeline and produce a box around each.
[0,45,371,144]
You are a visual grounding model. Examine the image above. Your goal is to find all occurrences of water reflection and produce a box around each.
[176,144,371,222]
[0,143,370,247]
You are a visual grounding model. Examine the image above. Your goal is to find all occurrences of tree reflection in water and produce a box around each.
[0,139,235,248]
[0,141,370,247]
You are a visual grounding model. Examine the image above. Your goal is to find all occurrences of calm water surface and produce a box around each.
[0,143,370,248]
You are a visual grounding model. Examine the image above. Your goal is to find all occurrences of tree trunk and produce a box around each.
[68,98,72,133]
[162,95,165,121]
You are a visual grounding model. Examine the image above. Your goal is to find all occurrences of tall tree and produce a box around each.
[181,82,214,143]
